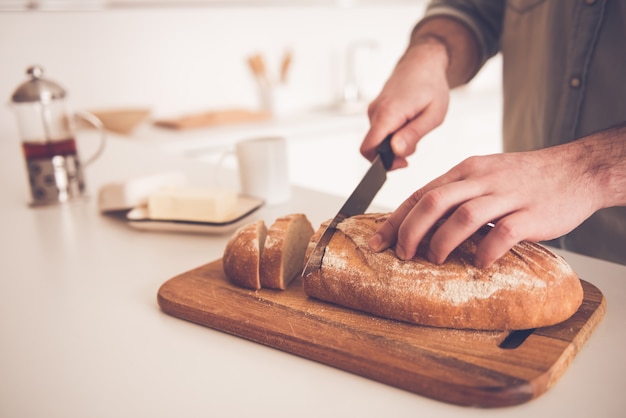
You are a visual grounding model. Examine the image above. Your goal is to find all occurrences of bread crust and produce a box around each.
[260,214,314,290]
[303,213,584,330]
[223,220,267,290]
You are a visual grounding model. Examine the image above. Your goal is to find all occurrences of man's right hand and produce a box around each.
[361,17,482,169]
[361,38,451,170]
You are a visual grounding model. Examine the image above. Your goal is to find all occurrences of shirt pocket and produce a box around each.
[507,0,547,14]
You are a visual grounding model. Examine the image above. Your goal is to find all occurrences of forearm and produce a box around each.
[409,17,481,88]
[570,122,626,209]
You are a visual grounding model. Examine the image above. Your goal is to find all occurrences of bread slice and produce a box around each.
[303,213,584,331]
[223,219,267,290]
[260,214,315,289]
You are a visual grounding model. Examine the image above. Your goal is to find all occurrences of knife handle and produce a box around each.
[376,134,395,171]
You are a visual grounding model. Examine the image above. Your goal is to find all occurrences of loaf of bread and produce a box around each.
[260,214,314,290]
[303,213,584,331]
[223,220,267,290]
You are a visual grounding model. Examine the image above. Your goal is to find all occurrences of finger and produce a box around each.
[416,160,467,193]
[474,211,534,269]
[368,193,420,252]
[394,179,487,260]
[361,130,410,170]
[361,100,407,162]
[427,195,516,265]
[390,156,409,171]
[361,126,410,171]
[391,97,448,157]
[361,126,391,162]
[369,162,475,256]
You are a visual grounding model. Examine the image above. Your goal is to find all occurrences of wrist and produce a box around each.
[409,17,480,87]
[587,124,626,208]
[400,35,450,75]
[408,33,451,68]
[564,123,626,209]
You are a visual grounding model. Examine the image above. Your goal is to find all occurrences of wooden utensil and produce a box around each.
[153,109,272,130]
[87,108,151,135]
[280,50,292,84]
[157,259,606,408]
[247,53,270,88]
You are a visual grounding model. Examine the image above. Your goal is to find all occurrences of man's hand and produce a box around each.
[361,39,450,170]
[361,17,481,168]
[367,134,626,268]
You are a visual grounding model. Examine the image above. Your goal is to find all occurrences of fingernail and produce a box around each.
[427,249,442,265]
[393,137,406,155]
[368,233,384,251]
[475,257,491,270]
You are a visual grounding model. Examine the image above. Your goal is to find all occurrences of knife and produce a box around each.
[302,134,395,278]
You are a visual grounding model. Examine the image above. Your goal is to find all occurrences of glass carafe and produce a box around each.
[10,66,106,206]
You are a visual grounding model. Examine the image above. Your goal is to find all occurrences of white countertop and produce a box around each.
[1,134,625,418]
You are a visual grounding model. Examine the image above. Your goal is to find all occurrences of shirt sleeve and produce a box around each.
[417,0,506,70]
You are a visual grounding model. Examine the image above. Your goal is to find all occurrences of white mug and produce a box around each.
[218,136,291,205]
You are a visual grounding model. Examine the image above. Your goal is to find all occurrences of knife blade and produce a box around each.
[302,134,395,278]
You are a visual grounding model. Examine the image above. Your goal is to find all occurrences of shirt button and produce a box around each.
[570,77,581,88]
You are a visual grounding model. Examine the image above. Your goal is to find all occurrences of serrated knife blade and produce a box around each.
[302,134,395,278]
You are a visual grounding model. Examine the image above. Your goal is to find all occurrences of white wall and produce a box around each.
[0,4,503,209]
[0,4,429,138]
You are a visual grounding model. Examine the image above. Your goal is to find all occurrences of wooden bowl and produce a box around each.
[89,108,151,135]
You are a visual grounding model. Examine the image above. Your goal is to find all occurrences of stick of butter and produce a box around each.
[148,186,238,223]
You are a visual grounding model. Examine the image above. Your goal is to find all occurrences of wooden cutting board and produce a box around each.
[157,259,605,408]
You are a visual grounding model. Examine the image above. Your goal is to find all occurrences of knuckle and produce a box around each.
[368,98,397,123]
[383,216,402,236]
[453,203,481,228]
[493,219,523,245]
[432,112,446,128]
[403,189,423,208]
[458,155,483,173]
[403,121,425,137]
[419,189,447,213]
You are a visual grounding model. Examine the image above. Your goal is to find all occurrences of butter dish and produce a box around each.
[98,172,187,212]
[126,195,263,235]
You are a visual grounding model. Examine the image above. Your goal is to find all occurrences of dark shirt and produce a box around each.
[420,0,626,264]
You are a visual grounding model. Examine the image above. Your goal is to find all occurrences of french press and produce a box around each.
[10,65,106,206]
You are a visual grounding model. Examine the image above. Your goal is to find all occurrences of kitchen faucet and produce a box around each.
[341,39,378,106]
